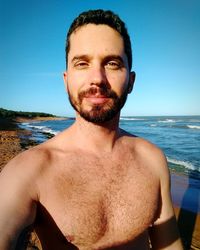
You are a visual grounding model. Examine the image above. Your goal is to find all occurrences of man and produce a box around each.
[0,9,183,249]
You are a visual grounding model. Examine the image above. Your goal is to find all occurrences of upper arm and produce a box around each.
[0,153,38,249]
[153,151,174,225]
[149,149,183,249]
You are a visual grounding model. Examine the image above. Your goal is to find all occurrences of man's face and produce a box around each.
[64,24,134,123]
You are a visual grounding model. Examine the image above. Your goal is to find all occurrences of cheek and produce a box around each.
[68,69,90,89]
[107,73,129,94]
[67,73,82,96]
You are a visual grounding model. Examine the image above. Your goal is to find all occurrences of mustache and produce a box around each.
[78,87,118,101]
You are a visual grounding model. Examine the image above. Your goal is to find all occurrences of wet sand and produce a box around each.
[0,117,199,249]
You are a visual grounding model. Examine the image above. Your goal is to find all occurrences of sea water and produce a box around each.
[19,116,200,181]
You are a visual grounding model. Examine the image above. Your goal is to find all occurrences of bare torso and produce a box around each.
[32,130,160,250]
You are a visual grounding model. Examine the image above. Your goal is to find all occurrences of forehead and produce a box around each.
[68,24,125,59]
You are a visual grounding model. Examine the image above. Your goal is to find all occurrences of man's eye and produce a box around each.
[74,61,88,68]
[106,61,121,69]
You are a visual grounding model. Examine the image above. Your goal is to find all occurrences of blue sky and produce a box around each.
[0,0,199,117]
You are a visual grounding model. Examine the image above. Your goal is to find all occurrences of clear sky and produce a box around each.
[0,0,199,117]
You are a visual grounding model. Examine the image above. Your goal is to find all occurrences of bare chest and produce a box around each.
[38,156,160,249]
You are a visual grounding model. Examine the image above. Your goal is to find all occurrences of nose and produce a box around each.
[89,65,108,87]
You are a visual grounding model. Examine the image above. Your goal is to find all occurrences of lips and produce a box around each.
[78,87,118,105]
[84,94,110,104]
[85,93,109,98]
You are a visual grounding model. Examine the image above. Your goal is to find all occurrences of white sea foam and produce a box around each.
[34,125,58,135]
[20,122,30,126]
[42,128,58,135]
[150,124,157,127]
[27,125,46,130]
[21,123,58,135]
[167,157,199,172]
[158,119,176,123]
[187,125,200,130]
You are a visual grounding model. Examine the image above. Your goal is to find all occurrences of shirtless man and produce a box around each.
[0,9,183,250]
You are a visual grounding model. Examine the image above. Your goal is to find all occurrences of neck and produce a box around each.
[72,113,121,153]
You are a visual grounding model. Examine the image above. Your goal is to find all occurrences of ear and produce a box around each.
[127,71,136,93]
[63,71,68,92]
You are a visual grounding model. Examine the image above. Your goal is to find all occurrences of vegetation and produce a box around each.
[0,108,56,118]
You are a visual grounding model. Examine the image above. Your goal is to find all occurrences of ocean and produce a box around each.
[19,116,200,181]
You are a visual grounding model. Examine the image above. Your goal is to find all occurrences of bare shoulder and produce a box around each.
[120,129,164,157]
[0,128,72,184]
[1,143,51,174]
[120,130,169,178]
[0,143,55,199]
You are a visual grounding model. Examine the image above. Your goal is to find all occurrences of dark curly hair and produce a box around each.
[65,9,132,71]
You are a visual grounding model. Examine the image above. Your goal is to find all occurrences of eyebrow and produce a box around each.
[71,54,125,64]
[71,55,91,63]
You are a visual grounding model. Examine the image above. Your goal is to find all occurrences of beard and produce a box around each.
[68,86,129,124]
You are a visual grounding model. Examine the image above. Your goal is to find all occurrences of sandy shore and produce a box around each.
[0,117,199,249]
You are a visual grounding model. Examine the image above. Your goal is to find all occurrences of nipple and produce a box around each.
[65,234,75,243]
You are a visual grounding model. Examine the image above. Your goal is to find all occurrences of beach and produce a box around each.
[0,117,199,249]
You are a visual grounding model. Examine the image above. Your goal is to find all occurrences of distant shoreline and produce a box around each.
[15,115,68,123]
